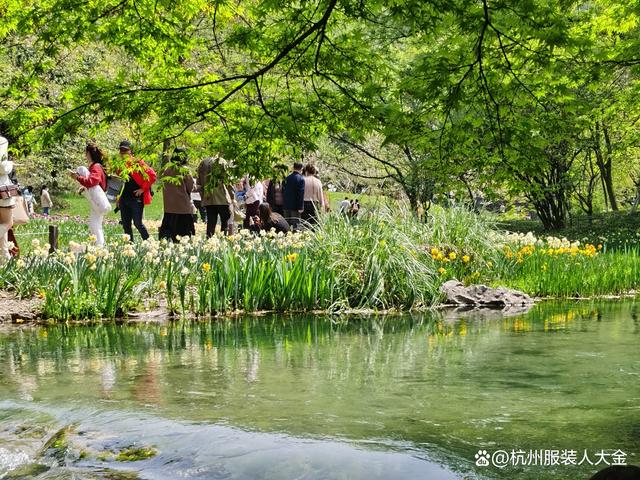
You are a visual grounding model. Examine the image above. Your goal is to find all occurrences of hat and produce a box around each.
[119,140,133,151]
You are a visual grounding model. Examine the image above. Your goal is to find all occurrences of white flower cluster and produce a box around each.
[503,231,581,249]
[12,229,313,275]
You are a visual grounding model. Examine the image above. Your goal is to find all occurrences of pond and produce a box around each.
[0,300,638,479]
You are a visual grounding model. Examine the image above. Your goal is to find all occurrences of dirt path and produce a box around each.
[0,290,42,324]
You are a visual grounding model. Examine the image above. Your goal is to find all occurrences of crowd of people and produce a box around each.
[0,135,363,257]
[67,142,339,246]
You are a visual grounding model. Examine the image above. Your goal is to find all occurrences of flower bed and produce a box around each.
[1,209,639,321]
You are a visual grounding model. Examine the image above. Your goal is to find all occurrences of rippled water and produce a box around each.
[0,300,638,479]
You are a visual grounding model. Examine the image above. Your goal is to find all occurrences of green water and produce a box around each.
[0,301,638,479]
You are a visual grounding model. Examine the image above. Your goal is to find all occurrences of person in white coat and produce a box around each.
[0,136,17,261]
[68,141,110,246]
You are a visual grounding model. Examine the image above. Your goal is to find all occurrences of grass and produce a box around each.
[493,235,640,297]
[41,190,166,220]
[2,206,640,321]
[48,190,381,219]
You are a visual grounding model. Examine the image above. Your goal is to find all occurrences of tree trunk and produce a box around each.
[593,121,618,211]
[525,143,572,231]
[602,123,618,211]
[603,171,617,211]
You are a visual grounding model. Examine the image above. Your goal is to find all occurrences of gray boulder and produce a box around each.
[440,280,534,307]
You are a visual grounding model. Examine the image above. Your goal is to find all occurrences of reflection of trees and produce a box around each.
[0,304,622,383]
[0,301,636,466]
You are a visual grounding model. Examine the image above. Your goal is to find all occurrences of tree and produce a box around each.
[2,0,640,228]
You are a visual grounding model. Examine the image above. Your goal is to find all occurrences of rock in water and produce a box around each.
[440,280,533,307]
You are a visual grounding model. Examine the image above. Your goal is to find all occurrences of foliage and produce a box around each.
[3,0,640,223]
[495,233,640,297]
[3,207,640,321]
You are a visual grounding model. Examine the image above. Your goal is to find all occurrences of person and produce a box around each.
[68,141,110,246]
[339,197,351,214]
[349,199,360,218]
[0,135,17,260]
[40,186,52,216]
[234,179,247,203]
[243,176,264,228]
[198,155,234,237]
[323,191,331,213]
[158,147,195,242]
[249,202,290,234]
[282,161,305,227]
[266,179,285,215]
[22,186,35,215]
[115,140,156,242]
[301,164,325,225]
[190,179,207,223]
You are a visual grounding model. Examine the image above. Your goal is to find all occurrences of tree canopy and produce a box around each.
[2,0,640,227]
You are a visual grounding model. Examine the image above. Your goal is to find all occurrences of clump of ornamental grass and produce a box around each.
[150,230,337,315]
[423,205,502,261]
[314,211,439,309]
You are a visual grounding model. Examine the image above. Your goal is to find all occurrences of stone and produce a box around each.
[440,280,534,307]
[11,312,36,323]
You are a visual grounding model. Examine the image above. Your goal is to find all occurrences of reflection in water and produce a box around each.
[132,360,161,405]
[0,300,638,479]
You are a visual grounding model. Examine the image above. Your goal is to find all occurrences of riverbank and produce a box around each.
[2,209,639,322]
[0,291,42,325]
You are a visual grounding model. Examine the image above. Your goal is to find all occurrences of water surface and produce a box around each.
[0,301,638,479]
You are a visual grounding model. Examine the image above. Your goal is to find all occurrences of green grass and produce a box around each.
[3,206,640,321]
[51,190,381,219]
[325,191,390,210]
[12,190,169,255]
[46,191,166,221]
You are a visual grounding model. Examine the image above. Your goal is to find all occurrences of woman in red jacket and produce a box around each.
[68,141,109,246]
[115,140,156,242]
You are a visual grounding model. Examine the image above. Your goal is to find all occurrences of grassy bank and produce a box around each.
[2,208,639,321]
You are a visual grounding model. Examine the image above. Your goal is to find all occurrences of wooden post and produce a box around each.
[48,225,58,253]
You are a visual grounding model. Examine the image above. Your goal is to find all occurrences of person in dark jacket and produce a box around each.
[282,162,305,227]
[249,202,290,234]
[115,140,157,242]
[266,179,285,215]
